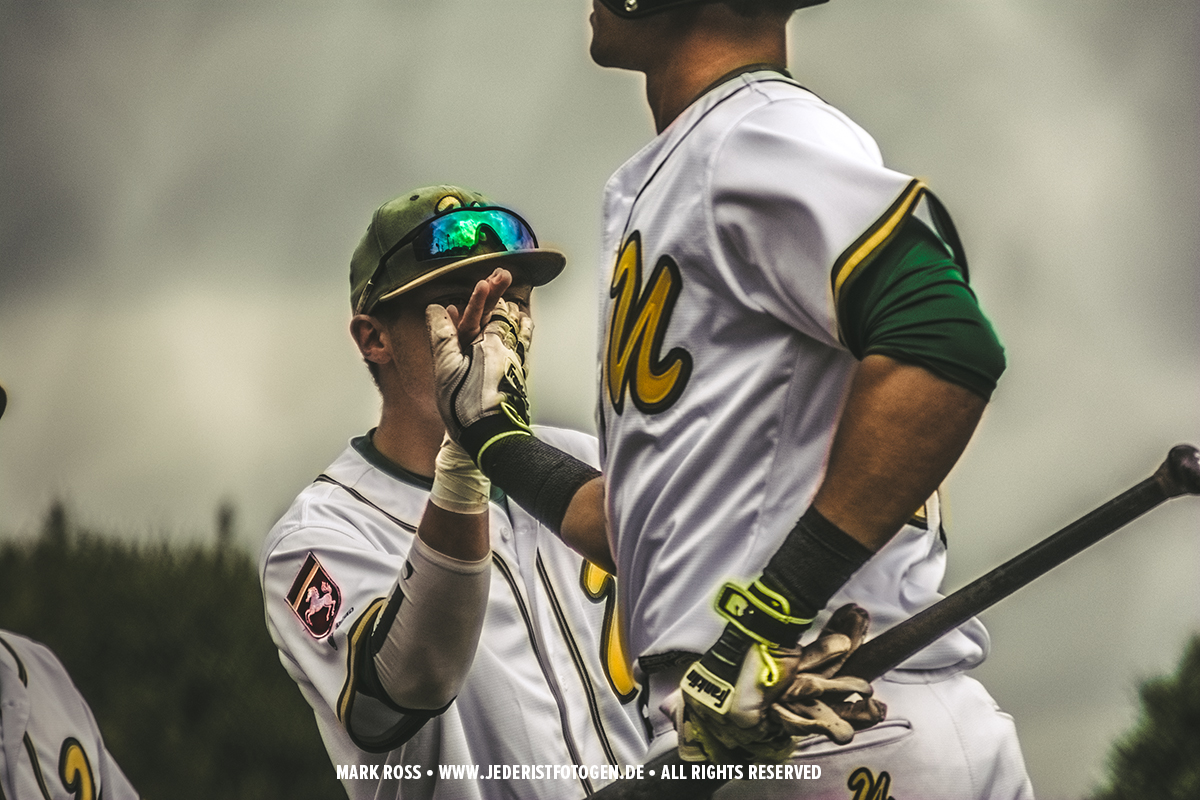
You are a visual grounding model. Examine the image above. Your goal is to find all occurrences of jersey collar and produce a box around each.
[689,63,792,110]
[352,430,506,503]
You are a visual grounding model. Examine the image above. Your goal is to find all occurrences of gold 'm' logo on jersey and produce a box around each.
[58,738,96,800]
[581,561,638,702]
[847,767,895,800]
[605,232,692,414]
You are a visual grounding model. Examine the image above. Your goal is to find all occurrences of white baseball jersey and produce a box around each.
[597,69,989,670]
[0,630,140,800]
[260,426,647,800]
[597,70,1031,795]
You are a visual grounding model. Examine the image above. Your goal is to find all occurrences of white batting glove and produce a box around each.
[426,298,534,464]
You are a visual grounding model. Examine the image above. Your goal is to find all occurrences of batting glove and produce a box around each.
[675,580,811,762]
[427,298,534,465]
[675,588,884,763]
[770,604,886,743]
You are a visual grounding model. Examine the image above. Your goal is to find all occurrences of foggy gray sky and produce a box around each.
[1,1,1197,797]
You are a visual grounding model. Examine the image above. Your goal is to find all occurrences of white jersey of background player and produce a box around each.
[260,187,646,800]
[0,386,139,800]
[0,629,141,800]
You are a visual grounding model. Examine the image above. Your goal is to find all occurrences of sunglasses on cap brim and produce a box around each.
[356,206,540,314]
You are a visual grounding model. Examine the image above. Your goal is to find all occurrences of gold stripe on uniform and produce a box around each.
[290,562,323,612]
[336,598,387,723]
[831,178,928,303]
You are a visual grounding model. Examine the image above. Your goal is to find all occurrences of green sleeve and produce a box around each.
[838,216,1006,399]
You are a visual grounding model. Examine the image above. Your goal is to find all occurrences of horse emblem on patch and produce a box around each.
[287,553,342,639]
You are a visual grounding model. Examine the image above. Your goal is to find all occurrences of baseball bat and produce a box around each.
[592,444,1200,800]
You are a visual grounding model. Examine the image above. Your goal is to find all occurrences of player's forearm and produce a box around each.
[812,353,987,551]
[416,503,490,562]
[477,434,611,565]
[560,476,615,574]
[419,435,492,561]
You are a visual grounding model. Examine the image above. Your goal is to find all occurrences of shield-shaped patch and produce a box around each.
[287,552,342,639]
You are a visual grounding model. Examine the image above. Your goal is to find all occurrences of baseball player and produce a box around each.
[426,2,1035,797]
[0,385,141,800]
[259,186,647,800]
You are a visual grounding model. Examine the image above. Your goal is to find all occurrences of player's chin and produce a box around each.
[589,37,627,69]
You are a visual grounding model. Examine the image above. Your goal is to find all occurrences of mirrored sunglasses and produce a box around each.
[357,206,539,314]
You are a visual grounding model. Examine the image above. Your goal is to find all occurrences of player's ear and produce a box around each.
[350,314,392,366]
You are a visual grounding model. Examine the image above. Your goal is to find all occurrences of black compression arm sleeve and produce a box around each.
[478,434,601,534]
[760,506,874,620]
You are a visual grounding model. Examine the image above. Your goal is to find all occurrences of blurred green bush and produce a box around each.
[1090,633,1200,800]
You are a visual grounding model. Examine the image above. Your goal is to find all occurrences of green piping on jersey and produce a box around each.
[491,553,594,797]
[0,633,28,685]
[535,554,620,765]
[23,734,53,800]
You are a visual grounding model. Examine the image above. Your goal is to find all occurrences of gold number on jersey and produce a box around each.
[605,232,692,415]
[847,766,895,800]
[58,738,96,800]
[580,561,638,702]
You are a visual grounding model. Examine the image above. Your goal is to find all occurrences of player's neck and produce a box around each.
[644,30,786,133]
[373,403,442,480]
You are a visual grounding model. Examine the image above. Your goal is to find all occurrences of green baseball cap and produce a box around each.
[350,185,566,315]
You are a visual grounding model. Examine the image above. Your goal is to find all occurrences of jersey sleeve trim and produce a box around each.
[831,180,972,341]
[335,599,443,753]
[831,178,927,305]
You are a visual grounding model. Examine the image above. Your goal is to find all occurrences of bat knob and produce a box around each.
[1161,445,1200,497]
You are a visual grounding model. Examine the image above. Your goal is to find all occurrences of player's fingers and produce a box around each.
[792,632,852,674]
[517,311,534,354]
[473,268,513,329]
[782,673,872,701]
[457,281,490,348]
[426,304,461,358]
[823,604,870,649]
[830,697,887,730]
[485,299,522,353]
[770,698,855,745]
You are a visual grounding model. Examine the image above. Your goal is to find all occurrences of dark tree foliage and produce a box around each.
[0,501,344,800]
[1091,635,1200,800]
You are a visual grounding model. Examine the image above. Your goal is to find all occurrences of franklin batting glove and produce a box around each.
[677,580,812,762]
